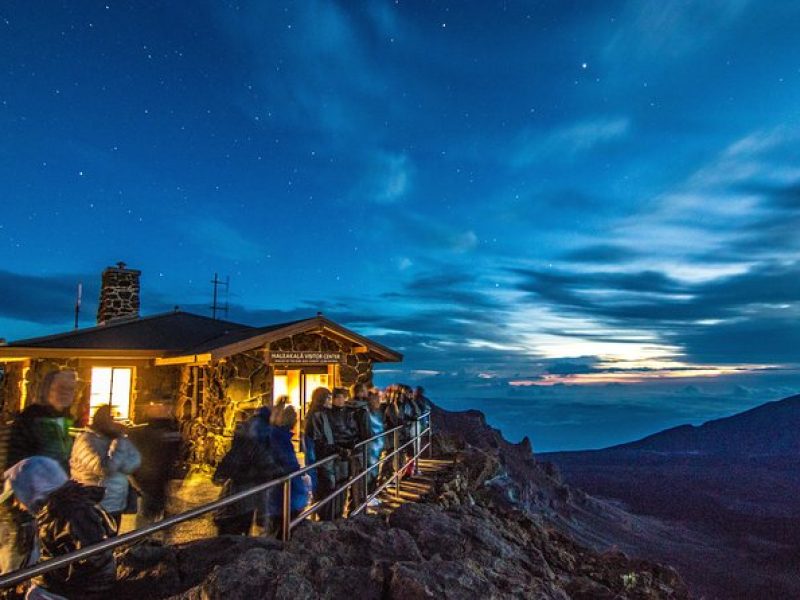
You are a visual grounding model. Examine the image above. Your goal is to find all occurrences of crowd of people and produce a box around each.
[0,369,179,599]
[0,368,430,598]
[213,382,431,535]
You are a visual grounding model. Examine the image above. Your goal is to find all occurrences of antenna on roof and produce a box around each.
[74,282,82,330]
[210,273,230,320]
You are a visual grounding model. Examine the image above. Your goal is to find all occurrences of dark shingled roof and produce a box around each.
[6,312,257,351]
[2,312,402,362]
[171,318,314,356]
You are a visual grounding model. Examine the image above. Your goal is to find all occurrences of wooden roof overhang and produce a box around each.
[0,348,164,362]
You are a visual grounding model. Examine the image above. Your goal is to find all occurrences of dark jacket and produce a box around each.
[128,419,181,496]
[383,401,406,448]
[346,399,373,445]
[213,423,280,521]
[35,481,117,598]
[305,410,336,459]
[266,426,308,515]
[6,404,73,471]
[327,406,365,450]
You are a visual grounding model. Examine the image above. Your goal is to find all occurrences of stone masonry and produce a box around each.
[97,262,141,325]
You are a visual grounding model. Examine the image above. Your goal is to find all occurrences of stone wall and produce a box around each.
[0,362,27,419]
[269,331,373,388]
[0,358,180,427]
[175,331,375,467]
[133,363,181,421]
[0,358,89,423]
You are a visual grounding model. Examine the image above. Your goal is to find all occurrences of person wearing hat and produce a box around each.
[1,456,117,598]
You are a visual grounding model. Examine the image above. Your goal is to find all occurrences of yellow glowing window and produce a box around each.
[90,367,132,420]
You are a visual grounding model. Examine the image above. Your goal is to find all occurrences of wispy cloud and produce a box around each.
[353,152,413,204]
[513,117,630,167]
[184,217,265,262]
[603,0,752,66]
[217,1,395,140]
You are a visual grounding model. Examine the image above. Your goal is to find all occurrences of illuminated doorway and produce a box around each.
[273,368,330,424]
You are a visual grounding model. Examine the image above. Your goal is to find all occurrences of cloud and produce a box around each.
[217,1,396,140]
[353,152,412,204]
[373,210,479,255]
[561,244,640,264]
[0,270,96,326]
[513,117,630,167]
[183,217,266,262]
[603,0,752,66]
[512,261,800,365]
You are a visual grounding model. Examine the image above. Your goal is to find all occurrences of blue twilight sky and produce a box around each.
[2,1,800,450]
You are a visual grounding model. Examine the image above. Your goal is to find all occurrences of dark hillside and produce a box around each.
[542,394,800,599]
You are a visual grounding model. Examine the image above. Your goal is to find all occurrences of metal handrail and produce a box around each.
[0,411,433,590]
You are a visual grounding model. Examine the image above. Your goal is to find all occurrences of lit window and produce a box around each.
[90,367,132,420]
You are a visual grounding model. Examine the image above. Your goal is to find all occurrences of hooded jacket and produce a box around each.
[3,457,116,598]
[70,430,141,513]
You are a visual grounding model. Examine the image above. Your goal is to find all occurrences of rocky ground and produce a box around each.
[109,404,690,599]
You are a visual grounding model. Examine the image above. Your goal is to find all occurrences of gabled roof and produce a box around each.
[0,312,402,363]
[5,312,253,351]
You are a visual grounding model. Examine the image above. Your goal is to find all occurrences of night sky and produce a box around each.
[2,1,799,450]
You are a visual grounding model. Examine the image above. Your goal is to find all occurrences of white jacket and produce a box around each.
[70,431,141,513]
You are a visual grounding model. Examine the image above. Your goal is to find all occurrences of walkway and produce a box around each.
[375,457,452,515]
[119,457,453,544]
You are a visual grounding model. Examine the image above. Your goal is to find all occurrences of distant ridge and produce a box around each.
[603,393,800,457]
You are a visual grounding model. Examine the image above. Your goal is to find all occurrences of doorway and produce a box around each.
[273,368,330,426]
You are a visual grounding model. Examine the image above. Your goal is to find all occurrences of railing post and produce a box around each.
[413,418,420,474]
[393,428,401,498]
[428,413,433,458]
[362,442,370,503]
[281,479,291,542]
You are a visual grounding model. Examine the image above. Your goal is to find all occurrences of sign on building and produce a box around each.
[268,351,343,365]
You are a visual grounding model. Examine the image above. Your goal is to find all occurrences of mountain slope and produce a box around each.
[541,393,800,599]
[610,394,800,456]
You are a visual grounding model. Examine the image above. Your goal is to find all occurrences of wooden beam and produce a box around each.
[0,348,163,360]
[154,353,212,366]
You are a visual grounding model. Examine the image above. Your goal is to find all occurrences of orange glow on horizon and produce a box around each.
[509,364,767,387]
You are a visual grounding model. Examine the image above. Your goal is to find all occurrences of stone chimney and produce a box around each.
[96,262,141,325]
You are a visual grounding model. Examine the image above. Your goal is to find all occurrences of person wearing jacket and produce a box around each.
[128,403,181,526]
[1,370,77,576]
[303,389,363,520]
[70,405,141,531]
[302,387,332,495]
[265,404,308,537]
[304,394,338,520]
[1,456,117,599]
[6,370,77,472]
[213,407,278,536]
[345,385,372,512]
[365,390,385,503]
